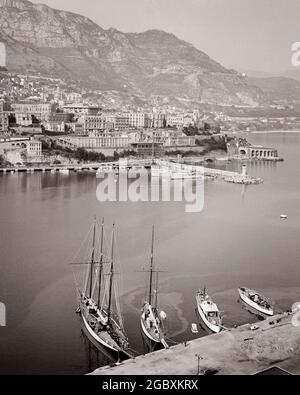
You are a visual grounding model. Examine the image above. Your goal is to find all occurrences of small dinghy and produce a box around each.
[191,323,198,334]
[238,287,274,316]
[280,214,288,219]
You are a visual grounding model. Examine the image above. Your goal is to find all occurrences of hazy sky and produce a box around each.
[30,0,300,74]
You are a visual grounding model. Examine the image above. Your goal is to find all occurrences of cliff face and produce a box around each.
[0,0,264,106]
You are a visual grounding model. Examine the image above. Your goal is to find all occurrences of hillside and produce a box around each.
[0,0,268,107]
[249,76,300,103]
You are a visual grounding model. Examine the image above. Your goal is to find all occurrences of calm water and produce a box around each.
[1,132,300,375]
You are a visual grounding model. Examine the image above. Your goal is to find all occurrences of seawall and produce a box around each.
[91,312,300,375]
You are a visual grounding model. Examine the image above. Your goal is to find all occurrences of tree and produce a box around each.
[204,122,211,132]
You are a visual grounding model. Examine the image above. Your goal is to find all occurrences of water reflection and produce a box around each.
[237,298,267,322]
[0,132,300,374]
[140,329,165,354]
[80,315,119,372]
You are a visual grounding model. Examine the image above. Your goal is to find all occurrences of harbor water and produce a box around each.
[0,131,300,374]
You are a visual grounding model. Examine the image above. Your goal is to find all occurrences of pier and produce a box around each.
[0,159,263,184]
[157,160,263,185]
[91,312,300,375]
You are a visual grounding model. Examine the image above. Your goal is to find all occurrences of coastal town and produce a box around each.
[1,0,300,382]
[0,69,285,169]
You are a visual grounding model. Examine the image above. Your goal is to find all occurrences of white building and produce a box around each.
[65,92,82,103]
[60,134,130,149]
[15,113,32,126]
[150,112,166,128]
[12,102,51,122]
[0,102,8,132]
[26,139,42,158]
[63,104,101,115]
[78,115,106,133]
[166,113,184,128]
[126,112,148,128]
[143,129,196,147]
[183,114,194,127]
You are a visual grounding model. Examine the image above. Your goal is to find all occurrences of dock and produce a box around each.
[0,158,263,184]
[91,312,300,375]
[0,159,153,174]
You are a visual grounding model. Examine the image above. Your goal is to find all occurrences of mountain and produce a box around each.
[237,69,277,79]
[282,69,300,82]
[249,76,300,103]
[0,0,265,107]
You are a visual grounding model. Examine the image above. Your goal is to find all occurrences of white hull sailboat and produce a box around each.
[196,288,223,333]
[73,219,132,358]
[81,312,119,352]
[238,287,274,316]
[140,226,168,349]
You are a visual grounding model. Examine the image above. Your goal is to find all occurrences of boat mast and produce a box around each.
[107,224,115,324]
[89,218,97,299]
[154,271,158,310]
[97,218,104,308]
[148,225,154,306]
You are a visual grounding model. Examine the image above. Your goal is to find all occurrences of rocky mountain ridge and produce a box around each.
[0,0,276,107]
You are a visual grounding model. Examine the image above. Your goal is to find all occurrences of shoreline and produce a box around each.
[251,130,300,134]
[91,312,300,375]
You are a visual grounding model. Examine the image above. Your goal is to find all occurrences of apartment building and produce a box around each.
[12,102,52,123]
[79,115,106,133]
[0,102,8,132]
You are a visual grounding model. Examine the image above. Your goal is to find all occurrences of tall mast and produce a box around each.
[154,271,158,310]
[148,225,154,305]
[107,224,115,324]
[89,218,96,299]
[97,218,104,308]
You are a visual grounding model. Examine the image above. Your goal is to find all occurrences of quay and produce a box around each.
[0,159,154,174]
[91,312,300,375]
[158,160,263,185]
[0,159,263,184]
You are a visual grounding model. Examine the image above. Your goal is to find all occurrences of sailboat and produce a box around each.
[140,226,169,349]
[74,219,132,357]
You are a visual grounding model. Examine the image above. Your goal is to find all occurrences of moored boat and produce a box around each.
[140,226,168,349]
[73,219,133,358]
[196,288,223,333]
[191,323,198,333]
[238,287,274,316]
[59,168,69,175]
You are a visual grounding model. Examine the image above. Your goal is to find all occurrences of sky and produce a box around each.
[30,0,300,74]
